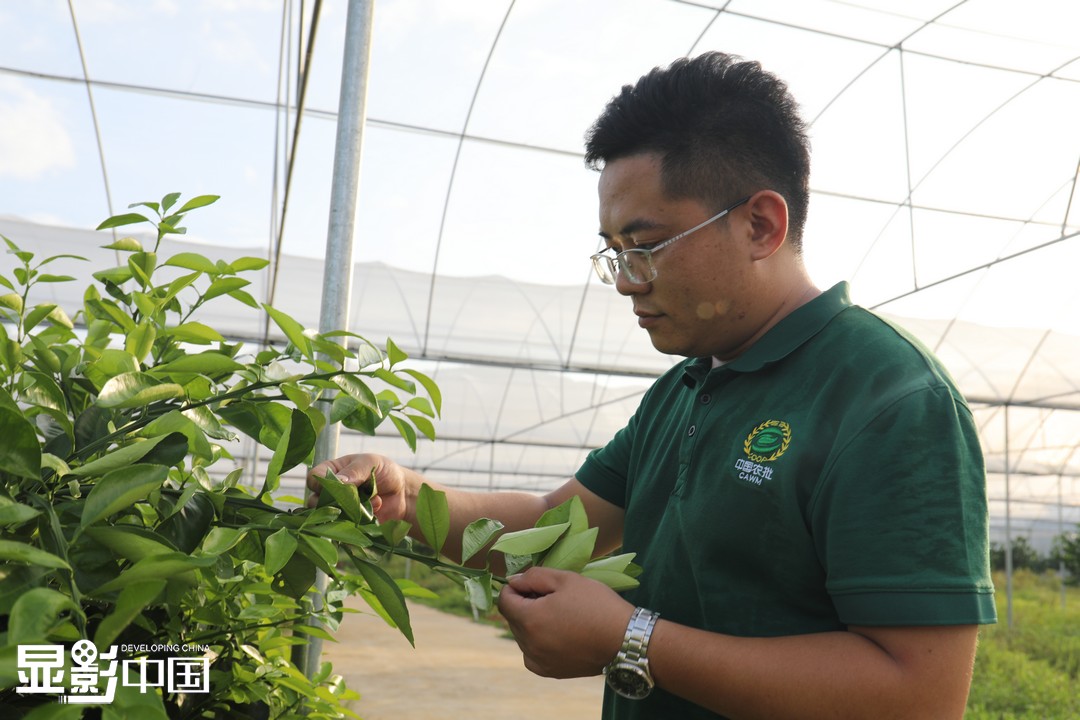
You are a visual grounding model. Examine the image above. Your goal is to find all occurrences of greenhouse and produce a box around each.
[2,0,1078,716]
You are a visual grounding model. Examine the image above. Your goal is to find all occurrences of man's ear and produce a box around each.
[746,190,789,261]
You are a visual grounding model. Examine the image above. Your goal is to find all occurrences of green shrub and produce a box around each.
[0,194,639,718]
[0,195,448,718]
[968,571,1080,718]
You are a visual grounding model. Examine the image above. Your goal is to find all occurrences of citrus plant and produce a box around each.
[0,193,639,719]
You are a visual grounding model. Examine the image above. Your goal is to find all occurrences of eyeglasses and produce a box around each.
[590,196,751,285]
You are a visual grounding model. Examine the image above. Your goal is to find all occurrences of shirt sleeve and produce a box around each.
[576,412,640,509]
[809,383,997,626]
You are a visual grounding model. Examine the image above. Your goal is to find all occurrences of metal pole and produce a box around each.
[1060,474,1067,610]
[1004,405,1013,629]
[299,0,376,682]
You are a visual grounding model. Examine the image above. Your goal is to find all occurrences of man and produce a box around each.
[309,52,996,719]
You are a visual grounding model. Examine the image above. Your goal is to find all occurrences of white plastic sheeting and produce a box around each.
[1,0,1079,549]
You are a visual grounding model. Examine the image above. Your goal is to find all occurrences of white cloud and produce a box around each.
[0,78,76,181]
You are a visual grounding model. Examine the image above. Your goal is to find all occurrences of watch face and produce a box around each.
[606,664,653,700]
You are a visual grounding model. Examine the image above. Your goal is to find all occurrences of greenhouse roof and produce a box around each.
[1,0,1078,547]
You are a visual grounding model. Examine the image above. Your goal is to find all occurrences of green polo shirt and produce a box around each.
[577,282,996,720]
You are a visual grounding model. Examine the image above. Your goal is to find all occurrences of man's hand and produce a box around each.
[306,453,411,522]
[497,567,635,679]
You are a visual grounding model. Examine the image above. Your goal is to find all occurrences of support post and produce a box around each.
[296,0,376,683]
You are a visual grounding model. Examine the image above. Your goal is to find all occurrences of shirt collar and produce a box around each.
[683,281,852,386]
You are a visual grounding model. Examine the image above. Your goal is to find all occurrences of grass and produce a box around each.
[387,558,1079,716]
[967,570,1080,719]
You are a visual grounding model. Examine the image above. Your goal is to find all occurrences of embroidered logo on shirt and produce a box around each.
[743,419,791,462]
[734,419,791,485]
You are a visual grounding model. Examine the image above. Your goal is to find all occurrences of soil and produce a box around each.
[321,599,605,719]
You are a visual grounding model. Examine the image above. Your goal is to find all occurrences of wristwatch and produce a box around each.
[604,606,660,700]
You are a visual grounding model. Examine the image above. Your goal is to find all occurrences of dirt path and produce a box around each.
[321,599,605,720]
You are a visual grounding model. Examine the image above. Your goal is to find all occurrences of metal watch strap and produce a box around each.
[619,606,659,664]
[605,607,660,700]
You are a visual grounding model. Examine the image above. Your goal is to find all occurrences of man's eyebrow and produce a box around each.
[598,218,666,244]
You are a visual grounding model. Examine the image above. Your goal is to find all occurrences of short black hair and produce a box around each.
[584,52,811,250]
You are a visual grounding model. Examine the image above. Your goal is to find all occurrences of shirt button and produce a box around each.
[688,425,697,437]
[700,393,711,404]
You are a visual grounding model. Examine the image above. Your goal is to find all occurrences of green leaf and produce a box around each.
[25,370,65,412]
[490,522,570,556]
[385,337,408,366]
[405,396,437,418]
[154,351,244,376]
[200,526,249,554]
[97,371,184,408]
[228,288,260,308]
[93,580,166,648]
[88,552,217,596]
[162,252,218,273]
[299,534,339,574]
[307,521,374,548]
[97,212,150,230]
[272,553,317,599]
[237,604,283,621]
[0,292,23,313]
[314,470,371,523]
[465,573,494,612]
[402,369,442,416]
[84,348,140,389]
[332,374,381,415]
[415,483,450,557]
[580,568,640,592]
[582,552,637,574]
[127,251,157,286]
[86,296,135,331]
[537,495,589,535]
[264,304,312,359]
[161,191,181,212]
[261,409,316,496]
[23,303,57,333]
[374,367,416,394]
[69,431,180,477]
[503,552,533,576]
[125,318,157,362]
[229,256,270,272]
[390,415,417,452]
[461,518,505,565]
[0,497,41,526]
[406,413,437,442]
[176,194,220,213]
[203,276,250,301]
[9,587,79,645]
[138,410,213,461]
[354,559,414,646]
[83,525,177,562]
[27,336,61,373]
[165,321,225,344]
[264,528,298,576]
[157,491,215,554]
[21,703,85,720]
[131,291,158,317]
[0,539,70,569]
[103,236,144,252]
[0,402,42,479]
[80,463,170,527]
[540,526,598,573]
